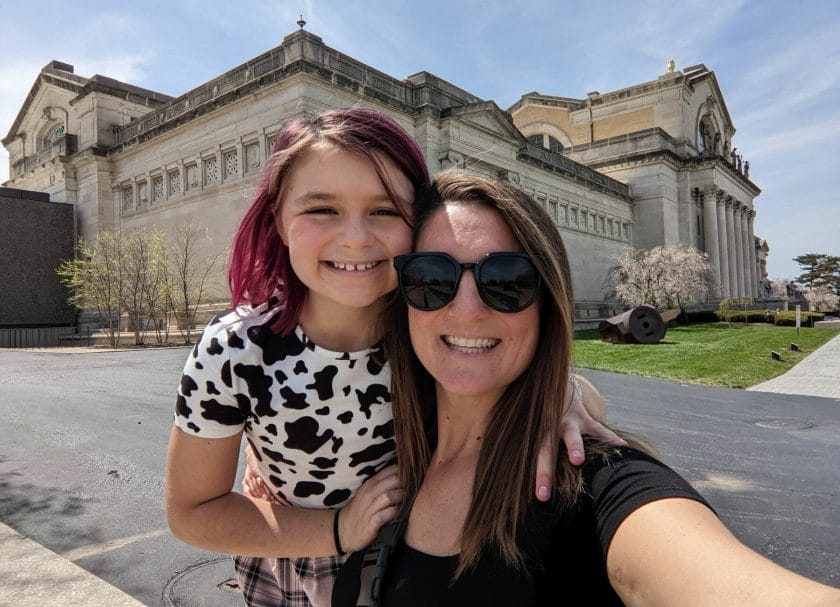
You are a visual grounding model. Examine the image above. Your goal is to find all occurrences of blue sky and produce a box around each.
[1,0,838,280]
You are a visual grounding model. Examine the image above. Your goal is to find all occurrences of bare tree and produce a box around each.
[166,225,226,344]
[56,230,125,347]
[142,229,170,345]
[121,230,158,345]
[609,244,712,312]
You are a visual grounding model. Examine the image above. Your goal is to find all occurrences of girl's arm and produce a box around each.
[165,426,401,557]
[606,497,840,606]
[535,374,627,501]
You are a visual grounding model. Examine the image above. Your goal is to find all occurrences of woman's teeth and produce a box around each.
[443,336,500,352]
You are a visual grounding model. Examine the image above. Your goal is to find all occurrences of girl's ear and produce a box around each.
[274,209,289,246]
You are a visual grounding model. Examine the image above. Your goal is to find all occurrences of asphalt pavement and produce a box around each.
[1,332,838,605]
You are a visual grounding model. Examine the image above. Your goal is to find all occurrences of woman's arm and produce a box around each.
[165,426,401,557]
[607,497,840,606]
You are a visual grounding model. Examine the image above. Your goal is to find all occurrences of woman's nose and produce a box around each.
[446,271,487,317]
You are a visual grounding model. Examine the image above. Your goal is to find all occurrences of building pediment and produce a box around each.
[441,102,526,142]
[683,66,734,132]
[2,62,85,145]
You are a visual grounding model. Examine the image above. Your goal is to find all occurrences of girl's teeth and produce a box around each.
[332,261,378,271]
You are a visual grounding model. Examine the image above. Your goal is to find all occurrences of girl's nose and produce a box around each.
[338,216,374,247]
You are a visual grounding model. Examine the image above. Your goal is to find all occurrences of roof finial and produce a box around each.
[666,58,676,73]
[297,15,306,29]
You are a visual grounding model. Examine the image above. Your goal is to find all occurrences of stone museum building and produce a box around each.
[2,28,765,324]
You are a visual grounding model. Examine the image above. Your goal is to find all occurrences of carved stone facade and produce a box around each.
[510,65,763,298]
[2,31,764,312]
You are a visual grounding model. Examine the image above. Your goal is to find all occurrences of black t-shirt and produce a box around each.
[333,447,712,606]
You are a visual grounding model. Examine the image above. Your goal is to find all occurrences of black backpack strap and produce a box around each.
[355,488,416,607]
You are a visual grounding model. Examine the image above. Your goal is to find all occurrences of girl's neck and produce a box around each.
[298,296,384,352]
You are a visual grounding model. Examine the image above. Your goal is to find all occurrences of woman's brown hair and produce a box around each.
[385,170,588,576]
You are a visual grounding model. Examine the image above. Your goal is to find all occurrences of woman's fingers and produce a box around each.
[535,435,556,501]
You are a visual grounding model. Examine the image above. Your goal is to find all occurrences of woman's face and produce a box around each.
[407,203,540,404]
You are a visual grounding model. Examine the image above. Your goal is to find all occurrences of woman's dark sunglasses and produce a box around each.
[393,252,541,313]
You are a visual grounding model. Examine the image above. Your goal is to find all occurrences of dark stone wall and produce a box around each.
[0,187,75,326]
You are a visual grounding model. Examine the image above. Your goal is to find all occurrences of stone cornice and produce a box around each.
[71,75,171,108]
[517,143,631,201]
[111,30,484,153]
[508,92,587,114]
[686,154,761,196]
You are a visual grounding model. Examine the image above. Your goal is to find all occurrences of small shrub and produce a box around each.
[714,310,772,323]
[773,311,825,326]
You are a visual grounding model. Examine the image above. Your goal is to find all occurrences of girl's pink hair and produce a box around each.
[228,108,430,334]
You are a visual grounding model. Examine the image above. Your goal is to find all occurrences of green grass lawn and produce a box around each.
[573,323,840,388]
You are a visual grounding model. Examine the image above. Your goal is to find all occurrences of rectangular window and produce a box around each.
[204,156,218,185]
[168,169,181,196]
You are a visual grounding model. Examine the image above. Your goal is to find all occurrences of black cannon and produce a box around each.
[598,305,668,344]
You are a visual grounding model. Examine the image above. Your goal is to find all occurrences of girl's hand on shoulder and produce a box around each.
[337,464,402,553]
[535,374,627,502]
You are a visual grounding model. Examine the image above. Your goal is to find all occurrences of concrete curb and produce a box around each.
[0,522,147,607]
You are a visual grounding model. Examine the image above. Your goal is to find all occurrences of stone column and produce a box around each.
[725,198,739,297]
[716,192,731,297]
[738,209,748,297]
[702,189,721,297]
[747,210,758,298]
[732,200,746,297]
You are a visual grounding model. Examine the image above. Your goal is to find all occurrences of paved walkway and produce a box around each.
[748,331,840,400]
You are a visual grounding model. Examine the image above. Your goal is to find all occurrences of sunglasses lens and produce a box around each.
[401,255,457,311]
[479,255,540,312]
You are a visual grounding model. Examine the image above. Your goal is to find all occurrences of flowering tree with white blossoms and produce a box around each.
[803,285,839,312]
[610,244,712,311]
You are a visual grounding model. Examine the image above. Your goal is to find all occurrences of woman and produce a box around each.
[333,171,840,606]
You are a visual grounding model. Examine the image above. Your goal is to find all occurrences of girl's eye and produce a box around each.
[372,208,401,217]
[305,207,338,215]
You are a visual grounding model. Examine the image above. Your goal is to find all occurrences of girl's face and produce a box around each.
[407,203,540,404]
[275,144,414,316]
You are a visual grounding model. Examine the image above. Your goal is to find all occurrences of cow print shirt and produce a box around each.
[174,302,396,509]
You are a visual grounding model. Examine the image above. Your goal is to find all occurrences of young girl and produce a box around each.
[165,108,619,607]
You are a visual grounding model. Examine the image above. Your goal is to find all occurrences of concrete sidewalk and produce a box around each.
[0,522,146,606]
[748,331,840,400]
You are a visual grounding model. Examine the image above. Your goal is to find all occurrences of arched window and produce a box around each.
[527,134,544,147]
[697,116,717,155]
[527,133,564,153]
[43,124,65,149]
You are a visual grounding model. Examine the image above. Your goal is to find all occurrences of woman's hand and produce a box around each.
[241,443,289,505]
[535,374,627,501]
[337,464,403,554]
